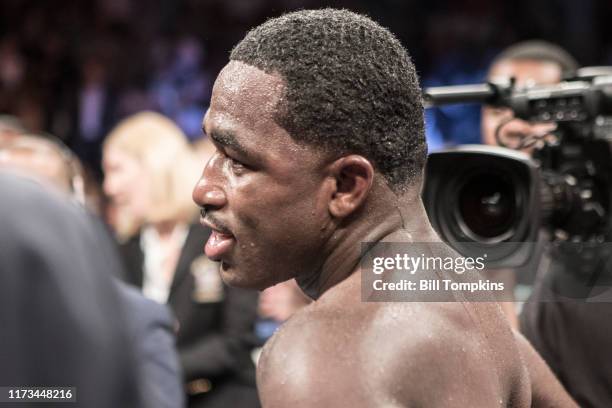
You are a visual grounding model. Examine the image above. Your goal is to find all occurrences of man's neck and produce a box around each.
[297,187,440,299]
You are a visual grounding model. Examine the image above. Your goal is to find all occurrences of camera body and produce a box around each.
[422,68,612,268]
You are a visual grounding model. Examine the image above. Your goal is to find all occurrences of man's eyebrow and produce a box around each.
[208,129,254,159]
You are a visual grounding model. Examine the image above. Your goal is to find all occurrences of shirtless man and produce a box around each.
[193,9,575,407]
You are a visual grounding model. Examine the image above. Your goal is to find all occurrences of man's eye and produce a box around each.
[225,154,247,173]
[230,157,244,168]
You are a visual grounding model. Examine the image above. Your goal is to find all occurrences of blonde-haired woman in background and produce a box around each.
[103,111,198,242]
[103,111,260,408]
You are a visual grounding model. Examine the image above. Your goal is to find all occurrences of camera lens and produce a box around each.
[455,172,517,241]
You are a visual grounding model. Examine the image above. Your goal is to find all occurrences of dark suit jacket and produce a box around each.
[117,281,185,408]
[119,223,260,408]
[0,173,141,408]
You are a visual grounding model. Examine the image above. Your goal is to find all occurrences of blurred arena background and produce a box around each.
[2,0,612,174]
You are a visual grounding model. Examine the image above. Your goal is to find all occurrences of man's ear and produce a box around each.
[327,155,374,218]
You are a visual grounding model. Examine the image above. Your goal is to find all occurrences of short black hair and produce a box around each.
[230,9,426,191]
[490,40,579,79]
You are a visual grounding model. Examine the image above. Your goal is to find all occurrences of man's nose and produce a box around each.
[192,166,228,213]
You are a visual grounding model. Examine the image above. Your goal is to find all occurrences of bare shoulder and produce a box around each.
[257,302,364,407]
[257,297,525,407]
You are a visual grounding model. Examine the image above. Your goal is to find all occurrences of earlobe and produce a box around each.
[328,156,374,218]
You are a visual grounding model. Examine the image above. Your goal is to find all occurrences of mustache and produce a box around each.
[201,209,233,235]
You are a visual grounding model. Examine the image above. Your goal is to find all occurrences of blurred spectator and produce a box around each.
[0,37,24,92]
[70,54,118,176]
[258,279,312,324]
[0,132,185,408]
[0,114,26,147]
[0,132,110,215]
[0,134,84,200]
[102,112,199,240]
[0,172,142,408]
[254,279,312,348]
[103,111,260,408]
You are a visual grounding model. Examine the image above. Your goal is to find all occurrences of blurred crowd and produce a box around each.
[2,0,612,407]
[3,0,612,169]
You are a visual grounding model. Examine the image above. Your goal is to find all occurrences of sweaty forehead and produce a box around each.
[204,61,324,172]
[207,61,285,131]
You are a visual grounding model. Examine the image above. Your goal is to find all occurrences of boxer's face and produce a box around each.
[193,61,332,290]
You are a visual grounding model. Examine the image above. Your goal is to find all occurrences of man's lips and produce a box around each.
[200,218,235,261]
